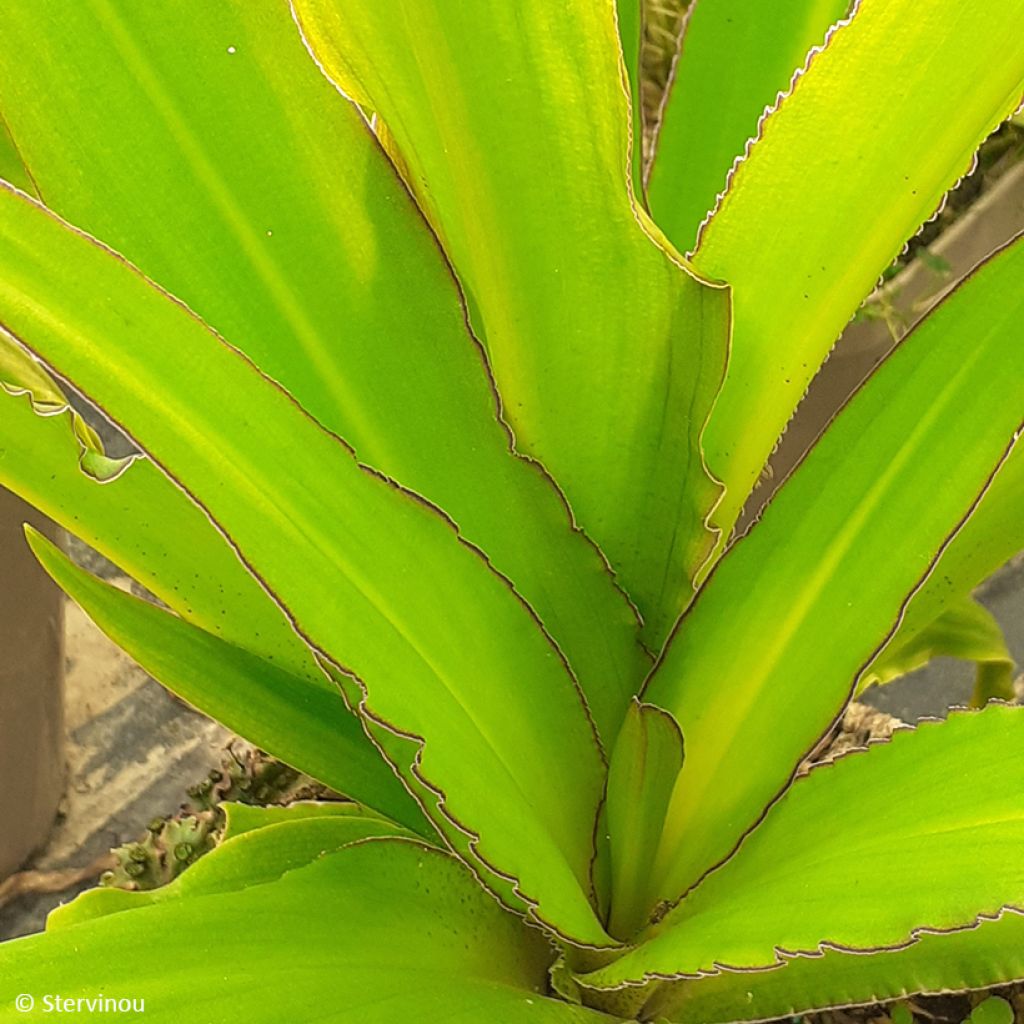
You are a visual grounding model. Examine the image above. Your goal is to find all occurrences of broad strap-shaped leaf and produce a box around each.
[0,373,329,689]
[648,912,1024,1023]
[292,0,731,647]
[0,185,611,946]
[0,839,614,1023]
[862,596,1016,705]
[0,376,426,844]
[647,0,850,252]
[604,700,685,940]
[49,812,411,930]
[0,0,646,744]
[687,0,1024,558]
[582,704,1024,988]
[4,371,424,842]
[26,529,427,834]
[632,234,1024,910]
[858,443,1024,705]
[313,654,532,922]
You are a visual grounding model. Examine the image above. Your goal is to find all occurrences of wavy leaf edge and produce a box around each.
[292,0,658,664]
[318,650,623,952]
[289,0,733,639]
[578,703,1024,990]
[2,179,621,952]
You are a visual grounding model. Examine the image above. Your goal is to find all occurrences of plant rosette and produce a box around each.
[0,1,1022,1022]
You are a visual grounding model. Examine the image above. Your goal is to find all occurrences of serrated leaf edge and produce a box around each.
[289,0,651,661]
[1,182,616,950]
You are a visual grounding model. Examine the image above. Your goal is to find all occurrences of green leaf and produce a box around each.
[637,234,1024,909]
[686,0,1024,556]
[0,113,34,196]
[0,0,647,745]
[646,913,1024,1023]
[49,813,410,930]
[862,597,1016,706]
[25,529,427,834]
[891,1003,915,1024]
[648,0,851,252]
[884,445,1024,657]
[0,336,129,481]
[0,840,614,1023]
[0,390,427,833]
[0,184,610,946]
[581,704,1024,988]
[0,358,332,691]
[1,333,70,412]
[605,700,685,940]
[221,801,372,839]
[291,0,731,647]
[969,997,1015,1024]
[615,0,645,194]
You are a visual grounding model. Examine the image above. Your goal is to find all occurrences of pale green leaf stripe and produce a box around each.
[49,814,410,930]
[583,705,1024,986]
[25,529,427,835]
[293,0,731,648]
[638,235,1024,909]
[0,0,647,744]
[0,841,612,1023]
[650,912,1024,1023]
[648,0,850,252]
[690,0,1024,557]
[0,185,610,946]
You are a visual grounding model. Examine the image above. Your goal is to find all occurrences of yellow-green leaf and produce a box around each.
[292,0,731,647]
[0,840,613,1023]
[0,0,648,744]
[605,700,685,940]
[862,597,1016,705]
[690,0,1024,559]
[648,0,850,252]
[582,705,1024,987]
[649,912,1024,1023]
[0,184,611,946]
[639,235,1024,909]
[26,530,427,834]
